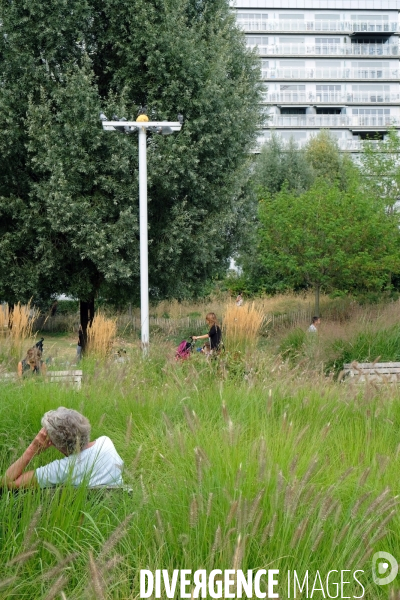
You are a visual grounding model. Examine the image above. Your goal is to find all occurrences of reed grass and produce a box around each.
[222,302,265,350]
[87,312,117,358]
[0,301,40,360]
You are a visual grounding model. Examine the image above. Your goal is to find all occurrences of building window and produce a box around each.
[315,14,340,20]
[279,60,306,66]
[279,13,304,19]
[280,84,306,90]
[316,85,342,91]
[352,109,390,114]
[315,38,341,44]
[281,108,307,114]
[245,36,269,46]
[279,37,305,43]
[316,108,343,114]
[351,15,389,21]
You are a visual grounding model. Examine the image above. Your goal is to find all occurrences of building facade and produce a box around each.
[232,0,400,151]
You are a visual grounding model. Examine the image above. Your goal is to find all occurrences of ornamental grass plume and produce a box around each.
[222,302,266,350]
[87,312,117,358]
[6,301,40,357]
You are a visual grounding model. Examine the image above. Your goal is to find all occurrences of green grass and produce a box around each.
[1,346,400,598]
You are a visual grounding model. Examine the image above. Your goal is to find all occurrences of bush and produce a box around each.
[278,328,306,363]
[326,324,400,375]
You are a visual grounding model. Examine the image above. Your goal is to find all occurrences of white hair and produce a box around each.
[41,407,91,455]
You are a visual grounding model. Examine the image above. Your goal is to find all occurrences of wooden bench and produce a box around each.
[0,370,83,389]
[342,362,400,383]
[48,370,83,389]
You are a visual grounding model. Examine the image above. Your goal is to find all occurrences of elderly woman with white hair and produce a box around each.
[4,407,123,489]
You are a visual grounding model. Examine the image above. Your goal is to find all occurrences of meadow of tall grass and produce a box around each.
[1,339,400,598]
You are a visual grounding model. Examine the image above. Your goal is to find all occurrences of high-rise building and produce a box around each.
[232,0,400,152]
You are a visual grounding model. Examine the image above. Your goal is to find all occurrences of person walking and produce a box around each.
[193,312,222,353]
[236,292,243,307]
[308,316,321,333]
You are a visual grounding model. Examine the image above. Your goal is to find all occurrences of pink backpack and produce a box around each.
[176,340,192,360]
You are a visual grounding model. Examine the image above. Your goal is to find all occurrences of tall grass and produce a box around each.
[0,302,40,362]
[3,307,400,597]
[223,302,265,350]
[87,312,117,358]
[1,344,400,597]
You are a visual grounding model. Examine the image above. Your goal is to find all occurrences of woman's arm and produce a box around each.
[193,334,209,341]
[3,428,52,489]
[17,361,23,377]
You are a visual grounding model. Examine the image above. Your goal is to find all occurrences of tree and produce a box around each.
[360,129,400,211]
[235,134,313,293]
[257,177,400,315]
[305,129,355,189]
[253,133,314,196]
[0,0,263,344]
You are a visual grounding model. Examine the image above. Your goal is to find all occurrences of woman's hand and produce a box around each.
[3,428,52,488]
[31,428,53,455]
[192,336,197,341]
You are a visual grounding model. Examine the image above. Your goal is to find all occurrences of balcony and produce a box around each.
[261,68,399,80]
[255,137,382,151]
[263,92,400,103]
[239,20,398,33]
[252,44,399,56]
[268,115,397,127]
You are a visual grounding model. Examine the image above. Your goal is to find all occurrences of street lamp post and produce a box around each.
[100,115,182,353]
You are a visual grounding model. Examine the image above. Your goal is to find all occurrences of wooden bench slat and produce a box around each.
[343,361,400,384]
[353,374,400,383]
[345,368,400,374]
[0,370,83,389]
[48,370,83,376]
[344,362,400,369]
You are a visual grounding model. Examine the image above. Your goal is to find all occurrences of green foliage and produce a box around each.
[0,0,263,304]
[360,128,400,211]
[305,129,354,187]
[253,133,314,196]
[256,175,400,308]
[328,324,400,375]
[239,130,356,294]
[278,327,306,363]
[55,300,80,315]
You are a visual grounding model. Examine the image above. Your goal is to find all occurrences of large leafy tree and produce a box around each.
[257,176,400,315]
[0,0,262,335]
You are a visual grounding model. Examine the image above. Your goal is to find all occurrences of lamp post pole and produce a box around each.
[101,116,182,353]
[138,125,149,349]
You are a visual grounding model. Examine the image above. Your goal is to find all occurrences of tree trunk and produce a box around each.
[314,284,320,317]
[7,303,14,329]
[79,298,95,353]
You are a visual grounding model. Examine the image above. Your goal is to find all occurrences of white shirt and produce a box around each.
[308,324,317,333]
[35,436,124,488]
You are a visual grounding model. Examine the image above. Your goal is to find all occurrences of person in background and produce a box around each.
[193,312,222,353]
[3,407,124,489]
[18,347,46,377]
[308,316,321,333]
[76,325,84,362]
[236,291,243,307]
